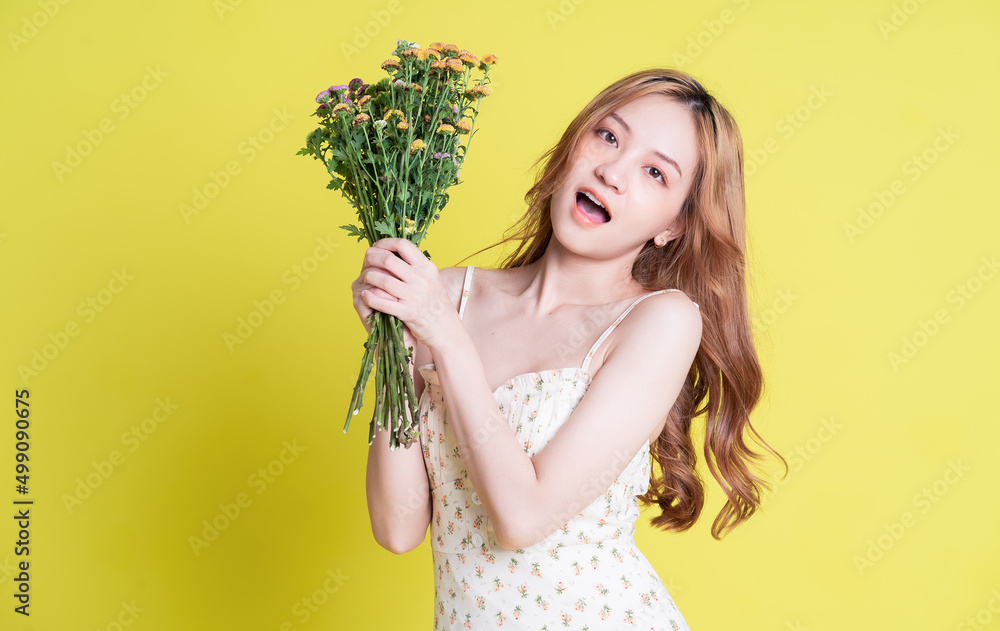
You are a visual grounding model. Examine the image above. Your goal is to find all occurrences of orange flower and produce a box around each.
[479,53,499,69]
[446,58,464,73]
[455,120,472,134]
[380,59,400,70]
[465,84,490,98]
[410,139,426,153]
[460,53,479,67]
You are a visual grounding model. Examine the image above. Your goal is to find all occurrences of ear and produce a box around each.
[655,216,685,245]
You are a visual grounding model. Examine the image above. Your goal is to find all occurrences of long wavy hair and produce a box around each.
[457,68,788,540]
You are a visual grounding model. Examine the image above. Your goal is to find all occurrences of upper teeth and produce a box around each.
[582,191,605,210]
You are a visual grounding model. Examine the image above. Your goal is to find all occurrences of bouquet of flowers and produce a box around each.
[297,39,497,451]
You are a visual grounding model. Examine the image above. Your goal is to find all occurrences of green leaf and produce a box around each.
[339,224,366,243]
[372,219,394,237]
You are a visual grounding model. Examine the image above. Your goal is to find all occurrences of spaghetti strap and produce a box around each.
[580,289,689,373]
[458,265,475,320]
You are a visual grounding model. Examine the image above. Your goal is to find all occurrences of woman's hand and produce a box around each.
[350,238,458,353]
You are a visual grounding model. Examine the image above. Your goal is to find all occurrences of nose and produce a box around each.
[594,154,626,193]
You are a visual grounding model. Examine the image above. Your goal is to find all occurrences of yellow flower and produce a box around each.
[426,48,442,60]
[440,43,459,55]
[455,120,472,134]
[380,59,401,70]
[403,216,416,236]
[382,109,405,120]
[332,103,351,115]
[397,120,409,130]
[465,84,490,98]
[417,48,432,61]
[479,53,499,69]
[446,58,464,73]
[356,95,371,107]
[460,53,479,67]
[352,113,370,127]
[429,41,446,50]
[401,47,419,57]
[436,123,455,134]
[410,139,426,153]
[430,59,447,70]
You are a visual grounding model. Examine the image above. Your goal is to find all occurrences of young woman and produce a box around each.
[355,68,787,630]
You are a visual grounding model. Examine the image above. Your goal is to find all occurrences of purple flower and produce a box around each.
[348,78,365,92]
[315,89,332,104]
[433,152,452,159]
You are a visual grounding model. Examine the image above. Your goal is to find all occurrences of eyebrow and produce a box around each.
[608,111,684,179]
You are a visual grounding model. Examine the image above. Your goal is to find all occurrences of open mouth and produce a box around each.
[575,191,611,223]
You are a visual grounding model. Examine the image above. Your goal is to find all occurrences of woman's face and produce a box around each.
[551,93,701,260]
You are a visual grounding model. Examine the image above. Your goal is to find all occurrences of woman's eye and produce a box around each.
[646,166,665,184]
[597,129,617,146]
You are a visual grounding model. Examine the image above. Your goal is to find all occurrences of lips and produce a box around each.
[575,189,611,223]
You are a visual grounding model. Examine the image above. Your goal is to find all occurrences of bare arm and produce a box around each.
[354,261,464,554]
[364,356,431,554]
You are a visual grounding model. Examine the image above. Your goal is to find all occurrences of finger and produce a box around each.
[363,267,410,300]
[361,287,401,319]
[376,238,425,268]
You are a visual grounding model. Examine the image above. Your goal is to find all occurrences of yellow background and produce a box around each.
[2,0,998,629]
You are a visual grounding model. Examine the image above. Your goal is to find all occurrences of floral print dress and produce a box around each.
[416,265,696,630]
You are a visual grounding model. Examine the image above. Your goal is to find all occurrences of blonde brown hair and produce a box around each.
[458,68,787,540]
